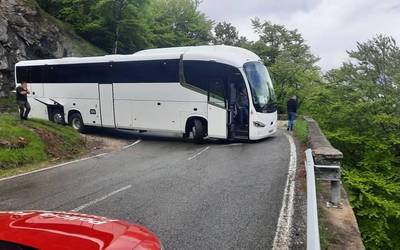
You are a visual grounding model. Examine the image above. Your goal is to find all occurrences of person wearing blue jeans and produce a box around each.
[287,96,298,131]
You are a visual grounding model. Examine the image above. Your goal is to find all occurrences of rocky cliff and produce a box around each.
[0,0,104,96]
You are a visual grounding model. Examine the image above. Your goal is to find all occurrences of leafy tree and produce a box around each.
[147,0,213,48]
[82,0,151,53]
[303,35,400,249]
[36,0,151,54]
[245,19,320,112]
[213,21,239,46]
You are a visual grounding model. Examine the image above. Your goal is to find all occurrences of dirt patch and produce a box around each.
[81,133,130,156]
[0,137,28,149]
[289,132,307,250]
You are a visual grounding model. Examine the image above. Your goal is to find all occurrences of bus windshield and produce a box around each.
[243,62,277,113]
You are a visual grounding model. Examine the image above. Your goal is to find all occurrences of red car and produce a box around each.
[0,211,162,250]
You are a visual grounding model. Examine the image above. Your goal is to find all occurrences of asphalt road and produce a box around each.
[0,130,291,250]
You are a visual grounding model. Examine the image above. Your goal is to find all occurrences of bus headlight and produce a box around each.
[253,121,266,127]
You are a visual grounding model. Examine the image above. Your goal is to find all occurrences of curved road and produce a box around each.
[0,130,291,249]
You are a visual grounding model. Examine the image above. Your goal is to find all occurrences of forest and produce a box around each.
[34,0,400,248]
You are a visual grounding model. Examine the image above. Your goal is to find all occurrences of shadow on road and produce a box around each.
[83,127,278,145]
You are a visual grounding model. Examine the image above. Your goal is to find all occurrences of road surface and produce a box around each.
[0,130,291,249]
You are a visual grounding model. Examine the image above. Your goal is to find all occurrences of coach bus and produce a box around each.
[15,45,277,142]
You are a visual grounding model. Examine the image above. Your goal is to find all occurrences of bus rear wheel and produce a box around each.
[69,113,86,133]
[192,119,205,144]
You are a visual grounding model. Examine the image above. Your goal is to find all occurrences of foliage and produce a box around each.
[213,21,239,46]
[147,0,213,48]
[293,117,308,143]
[36,0,213,53]
[303,35,400,249]
[243,18,321,112]
[36,0,150,53]
[0,96,18,113]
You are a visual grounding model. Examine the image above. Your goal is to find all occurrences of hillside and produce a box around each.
[0,0,104,97]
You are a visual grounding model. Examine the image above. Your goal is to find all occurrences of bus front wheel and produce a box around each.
[192,119,205,144]
[69,113,86,133]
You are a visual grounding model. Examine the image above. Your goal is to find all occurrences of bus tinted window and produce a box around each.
[47,63,111,83]
[183,60,240,100]
[16,66,29,83]
[112,60,179,83]
[18,60,179,84]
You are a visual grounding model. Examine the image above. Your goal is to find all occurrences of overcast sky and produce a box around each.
[199,0,400,71]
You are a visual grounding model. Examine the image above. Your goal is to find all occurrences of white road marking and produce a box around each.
[72,185,132,212]
[272,133,297,250]
[220,143,243,147]
[0,153,108,182]
[122,139,142,150]
[187,146,210,160]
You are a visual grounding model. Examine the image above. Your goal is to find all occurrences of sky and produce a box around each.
[199,0,400,71]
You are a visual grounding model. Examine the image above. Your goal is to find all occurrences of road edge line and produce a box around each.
[272,133,297,250]
[0,153,108,182]
[122,139,142,150]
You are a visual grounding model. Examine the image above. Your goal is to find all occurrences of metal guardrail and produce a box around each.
[306,148,321,250]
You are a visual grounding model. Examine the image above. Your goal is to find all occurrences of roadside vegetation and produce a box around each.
[293,118,308,144]
[0,113,86,177]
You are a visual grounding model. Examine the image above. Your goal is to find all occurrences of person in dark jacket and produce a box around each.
[287,96,297,131]
[16,81,31,120]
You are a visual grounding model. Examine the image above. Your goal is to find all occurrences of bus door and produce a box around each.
[207,79,227,139]
[98,83,116,128]
[227,73,249,139]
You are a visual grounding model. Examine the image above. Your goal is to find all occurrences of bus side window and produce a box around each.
[208,78,225,108]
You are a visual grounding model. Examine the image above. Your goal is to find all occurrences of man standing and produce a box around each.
[16,81,31,120]
[287,96,297,131]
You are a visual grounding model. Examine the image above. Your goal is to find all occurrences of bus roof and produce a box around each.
[15,45,261,68]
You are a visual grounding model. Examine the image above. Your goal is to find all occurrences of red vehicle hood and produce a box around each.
[0,211,161,250]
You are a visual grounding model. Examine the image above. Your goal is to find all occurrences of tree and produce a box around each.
[36,0,151,54]
[303,35,400,249]
[246,19,320,112]
[147,0,213,48]
[82,0,151,54]
[213,22,239,46]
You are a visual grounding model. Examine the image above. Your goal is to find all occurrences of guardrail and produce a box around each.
[306,148,320,250]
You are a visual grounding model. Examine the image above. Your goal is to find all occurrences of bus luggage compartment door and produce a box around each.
[98,83,116,128]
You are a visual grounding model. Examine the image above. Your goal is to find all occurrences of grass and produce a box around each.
[294,117,309,143]
[0,114,87,175]
[0,96,18,113]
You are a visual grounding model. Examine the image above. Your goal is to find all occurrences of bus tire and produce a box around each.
[192,119,205,144]
[52,111,65,125]
[69,112,86,133]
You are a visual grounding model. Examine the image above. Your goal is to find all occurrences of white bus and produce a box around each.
[15,45,277,142]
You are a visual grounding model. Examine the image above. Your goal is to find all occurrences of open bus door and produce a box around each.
[207,79,227,139]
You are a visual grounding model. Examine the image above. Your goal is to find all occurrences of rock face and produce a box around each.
[0,0,103,97]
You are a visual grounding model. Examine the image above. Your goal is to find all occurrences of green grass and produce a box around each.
[0,96,18,113]
[0,114,86,173]
[294,118,309,143]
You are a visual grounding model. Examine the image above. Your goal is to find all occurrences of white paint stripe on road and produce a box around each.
[0,153,108,183]
[72,185,132,212]
[122,139,142,150]
[187,146,210,161]
[272,133,297,250]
